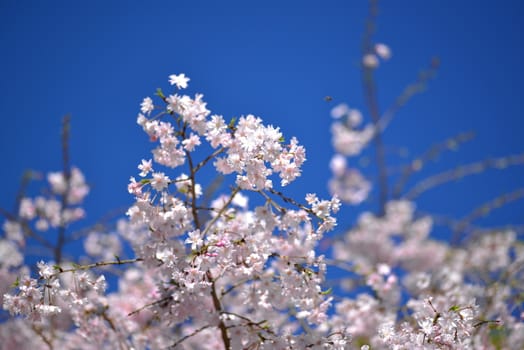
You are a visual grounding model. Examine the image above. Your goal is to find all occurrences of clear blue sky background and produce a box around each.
[1,0,523,249]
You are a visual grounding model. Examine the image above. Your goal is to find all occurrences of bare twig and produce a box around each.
[404,153,524,200]
[65,206,128,243]
[452,188,524,243]
[169,324,214,349]
[194,147,226,173]
[392,131,475,198]
[375,57,440,136]
[0,207,54,250]
[201,187,240,237]
[417,210,524,244]
[128,296,173,316]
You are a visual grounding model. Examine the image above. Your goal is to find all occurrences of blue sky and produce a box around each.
[1,0,523,248]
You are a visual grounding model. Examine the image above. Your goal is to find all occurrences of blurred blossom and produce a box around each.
[232,192,248,209]
[3,221,23,245]
[375,43,392,60]
[330,103,350,119]
[331,123,374,156]
[329,168,371,205]
[347,109,363,128]
[363,54,379,68]
[47,171,68,195]
[329,154,347,177]
[0,240,23,268]
[84,231,122,260]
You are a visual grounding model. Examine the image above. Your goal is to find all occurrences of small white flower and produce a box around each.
[151,172,170,191]
[140,97,154,115]
[330,103,350,119]
[138,159,153,177]
[169,73,190,89]
[37,261,54,279]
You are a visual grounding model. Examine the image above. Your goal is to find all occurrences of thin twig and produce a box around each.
[452,188,524,243]
[65,206,128,243]
[375,57,440,136]
[169,324,214,349]
[416,210,524,244]
[404,153,524,200]
[49,258,143,279]
[194,147,226,173]
[201,187,240,237]
[392,131,475,198]
[0,207,54,249]
[128,296,173,316]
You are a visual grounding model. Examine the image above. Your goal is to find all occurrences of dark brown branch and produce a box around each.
[208,272,231,350]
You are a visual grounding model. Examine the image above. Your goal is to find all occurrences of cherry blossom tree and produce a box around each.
[1,3,523,350]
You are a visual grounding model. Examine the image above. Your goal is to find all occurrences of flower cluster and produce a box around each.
[328,104,373,205]
[17,167,88,231]
[2,74,345,349]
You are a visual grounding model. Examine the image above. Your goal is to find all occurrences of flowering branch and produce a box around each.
[48,257,143,279]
